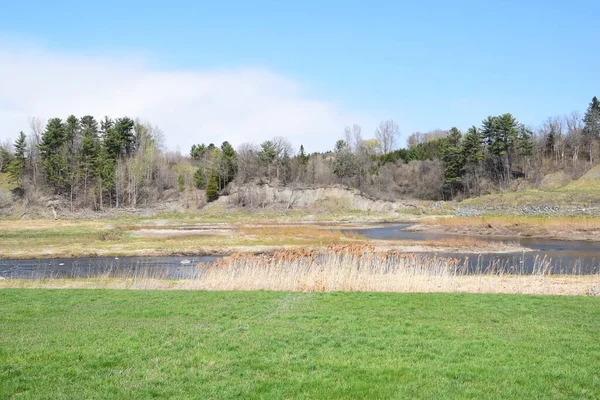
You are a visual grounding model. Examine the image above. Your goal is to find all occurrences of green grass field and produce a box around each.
[1,290,599,399]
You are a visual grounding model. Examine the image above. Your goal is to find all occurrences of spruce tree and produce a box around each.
[481,114,520,183]
[441,127,464,197]
[220,141,237,186]
[8,132,27,187]
[194,168,206,189]
[545,126,556,156]
[583,96,600,162]
[79,128,101,199]
[205,172,219,202]
[518,126,534,157]
[462,126,484,166]
[39,118,68,190]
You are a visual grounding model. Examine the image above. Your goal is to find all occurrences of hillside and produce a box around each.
[461,166,600,209]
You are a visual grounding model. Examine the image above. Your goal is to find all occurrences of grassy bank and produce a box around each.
[1,290,599,399]
[0,216,521,259]
[0,219,363,259]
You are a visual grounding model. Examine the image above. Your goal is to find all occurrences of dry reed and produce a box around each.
[4,245,596,295]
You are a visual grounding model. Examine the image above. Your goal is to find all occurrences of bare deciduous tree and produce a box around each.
[375,120,400,154]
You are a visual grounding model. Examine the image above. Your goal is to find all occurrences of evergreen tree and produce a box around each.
[518,125,534,157]
[220,141,237,186]
[259,140,277,179]
[462,126,484,166]
[583,96,600,162]
[178,175,185,192]
[39,118,68,190]
[298,145,309,164]
[115,117,136,155]
[8,131,27,187]
[79,126,101,199]
[65,115,82,208]
[441,127,464,197]
[194,168,206,189]
[95,146,114,209]
[545,126,556,156]
[481,114,520,183]
[65,115,81,149]
[104,117,135,158]
[0,146,13,173]
[205,172,219,202]
[332,139,356,182]
[81,115,99,138]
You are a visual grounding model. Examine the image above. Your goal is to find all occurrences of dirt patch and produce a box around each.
[132,229,230,238]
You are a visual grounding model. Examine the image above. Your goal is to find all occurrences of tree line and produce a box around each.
[1,96,599,209]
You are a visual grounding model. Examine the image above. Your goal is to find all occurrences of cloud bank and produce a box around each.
[0,45,376,152]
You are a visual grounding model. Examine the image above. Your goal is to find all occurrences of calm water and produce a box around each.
[2,225,599,279]
[350,224,600,275]
[0,256,221,279]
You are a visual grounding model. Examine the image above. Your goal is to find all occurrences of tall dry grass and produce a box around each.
[191,245,597,294]
[2,245,598,295]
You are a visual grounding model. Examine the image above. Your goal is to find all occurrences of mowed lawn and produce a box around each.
[1,290,599,399]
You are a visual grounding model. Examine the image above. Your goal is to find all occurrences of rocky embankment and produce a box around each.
[456,205,600,217]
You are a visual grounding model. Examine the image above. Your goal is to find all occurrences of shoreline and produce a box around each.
[0,240,530,261]
[410,222,600,242]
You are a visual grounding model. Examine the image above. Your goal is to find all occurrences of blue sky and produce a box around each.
[1,1,599,151]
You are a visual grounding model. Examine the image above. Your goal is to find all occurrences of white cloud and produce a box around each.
[0,44,377,153]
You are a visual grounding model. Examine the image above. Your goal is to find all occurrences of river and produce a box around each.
[1,224,599,279]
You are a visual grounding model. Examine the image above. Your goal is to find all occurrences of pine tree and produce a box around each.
[8,132,27,187]
[481,114,520,183]
[205,172,219,202]
[79,127,101,201]
[39,118,68,190]
[95,146,114,209]
[259,141,277,180]
[104,117,135,158]
[220,141,237,186]
[194,168,206,189]
[583,96,600,163]
[332,139,356,182]
[115,117,136,156]
[518,126,534,157]
[299,144,309,164]
[441,127,464,197]
[81,115,99,138]
[0,146,13,174]
[65,115,81,149]
[462,126,484,166]
[545,126,556,156]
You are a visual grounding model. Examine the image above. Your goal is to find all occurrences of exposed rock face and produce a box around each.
[219,184,418,212]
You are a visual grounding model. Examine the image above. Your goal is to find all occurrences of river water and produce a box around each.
[0,256,221,280]
[1,224,599,279]
[351,224,600,275]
